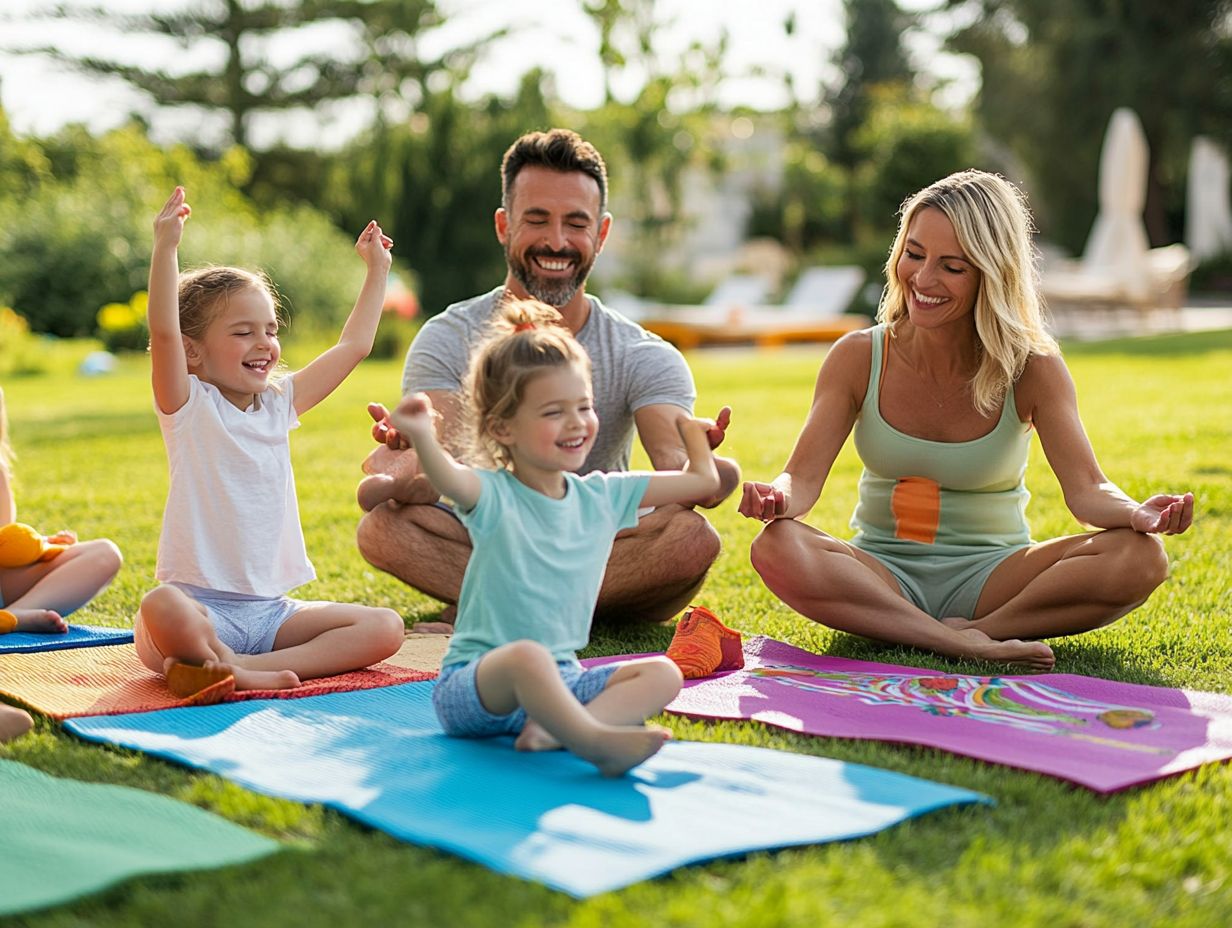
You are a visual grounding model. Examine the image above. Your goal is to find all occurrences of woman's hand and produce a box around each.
[739,480,788,522]
[1130,492,1194,535]
[152,187,191,248]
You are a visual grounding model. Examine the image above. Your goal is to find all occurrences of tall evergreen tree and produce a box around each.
[17,0,477,149]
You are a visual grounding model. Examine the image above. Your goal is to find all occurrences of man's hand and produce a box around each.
[368,401,411,451]
[701,406,731,451]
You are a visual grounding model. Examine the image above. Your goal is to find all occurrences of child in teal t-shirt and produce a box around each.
[388,297,721,777]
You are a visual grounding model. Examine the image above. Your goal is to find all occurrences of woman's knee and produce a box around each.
[1097,529,1169,603]
[750,520,820,583]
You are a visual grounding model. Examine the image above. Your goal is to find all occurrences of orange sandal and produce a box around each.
[666,605,744,679]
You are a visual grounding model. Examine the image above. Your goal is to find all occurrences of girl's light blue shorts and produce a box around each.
[172,582,323,655]
[433,656,619,738]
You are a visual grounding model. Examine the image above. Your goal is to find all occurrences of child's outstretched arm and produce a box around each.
[292,221,393,415]
[389,393,481,510]
[638,418,721,509]
[148,187,193,415]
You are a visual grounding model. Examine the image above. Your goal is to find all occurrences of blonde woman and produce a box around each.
[739,170,1192,669]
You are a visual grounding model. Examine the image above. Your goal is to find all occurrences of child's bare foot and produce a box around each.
[12,609,68,634]
[577,725,671,778]
[0,704,34,742]
[227,664,300,691]
[956,628,1055,672]
[515,719,563,752]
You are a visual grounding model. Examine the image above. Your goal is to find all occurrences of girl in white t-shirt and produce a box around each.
[133,187,405,693]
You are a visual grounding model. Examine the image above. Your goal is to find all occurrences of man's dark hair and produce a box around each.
[501,129,608,214]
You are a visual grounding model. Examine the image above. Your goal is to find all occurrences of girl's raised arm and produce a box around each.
[291,221,393,416]
[148,187,192,415]
[390,393,481,510]
[639,418,721,509]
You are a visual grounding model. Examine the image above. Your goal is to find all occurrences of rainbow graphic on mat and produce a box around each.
[749,663,1168,754]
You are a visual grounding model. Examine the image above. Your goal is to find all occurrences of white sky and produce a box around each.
[0,0,978,149]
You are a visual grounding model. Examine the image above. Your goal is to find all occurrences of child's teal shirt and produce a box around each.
[443,467,651,668]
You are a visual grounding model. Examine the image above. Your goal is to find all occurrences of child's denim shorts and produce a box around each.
[433,656,619,738]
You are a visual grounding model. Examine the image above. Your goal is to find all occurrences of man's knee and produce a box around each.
[660,509,721,577]
[356,507,393,571]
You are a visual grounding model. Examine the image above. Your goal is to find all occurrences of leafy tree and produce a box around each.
[823,0,916,172]
[14,0,468,150]
[0,119,362,337]
[578,0,729,296]
[944,0,1232,251]
[326,71,553,316]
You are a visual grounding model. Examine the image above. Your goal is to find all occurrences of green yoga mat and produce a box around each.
[0,759,280,917]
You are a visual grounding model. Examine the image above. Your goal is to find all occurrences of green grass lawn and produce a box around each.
[2,329,1230,927]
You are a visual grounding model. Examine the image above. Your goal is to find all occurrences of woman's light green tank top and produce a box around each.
[850,324,1033,551]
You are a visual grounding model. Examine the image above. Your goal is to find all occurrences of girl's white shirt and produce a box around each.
[154,374,315,597]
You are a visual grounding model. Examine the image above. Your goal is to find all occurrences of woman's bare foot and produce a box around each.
[0,704,34,742]
[576,725,672,778]
[956,627,1055,671]
[12,609,68,634]
[515,719,563,752]
[939,616,969,630]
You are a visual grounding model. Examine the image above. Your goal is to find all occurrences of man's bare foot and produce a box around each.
[412,604,455,635]
[0,704,34,742]
[956,628,1055,672]
[576,725,672,778]
[357,474,398,512]
[515,719,563,752]
[13,609,68,634]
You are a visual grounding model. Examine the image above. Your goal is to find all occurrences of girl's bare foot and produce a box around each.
[12,609,68,634]
[956,628,1055,672]
[226,664,300,691]
[577,725,672,778]
[0,704,34,742]
[515,719,563,752]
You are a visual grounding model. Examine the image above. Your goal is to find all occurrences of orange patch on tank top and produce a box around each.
[891,476,941,544]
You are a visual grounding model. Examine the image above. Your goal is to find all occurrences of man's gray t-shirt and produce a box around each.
[404,287,695,473]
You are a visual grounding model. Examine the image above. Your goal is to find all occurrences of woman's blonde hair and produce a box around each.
[878,169,1059,415]
[466,297,591,469]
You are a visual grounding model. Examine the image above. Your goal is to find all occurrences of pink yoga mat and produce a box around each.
[642,636,1232,793]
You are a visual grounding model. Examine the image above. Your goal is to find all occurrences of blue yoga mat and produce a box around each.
[0,623,133,654]
[68,681,990,897]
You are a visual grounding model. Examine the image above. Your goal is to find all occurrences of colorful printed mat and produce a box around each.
[653,636,1232,793]
[66,680,989,897]
[0,758,278,917]
[0,635,446,718]
[0,623,133,654]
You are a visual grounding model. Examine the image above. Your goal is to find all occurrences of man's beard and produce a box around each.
[505,243,596,308]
